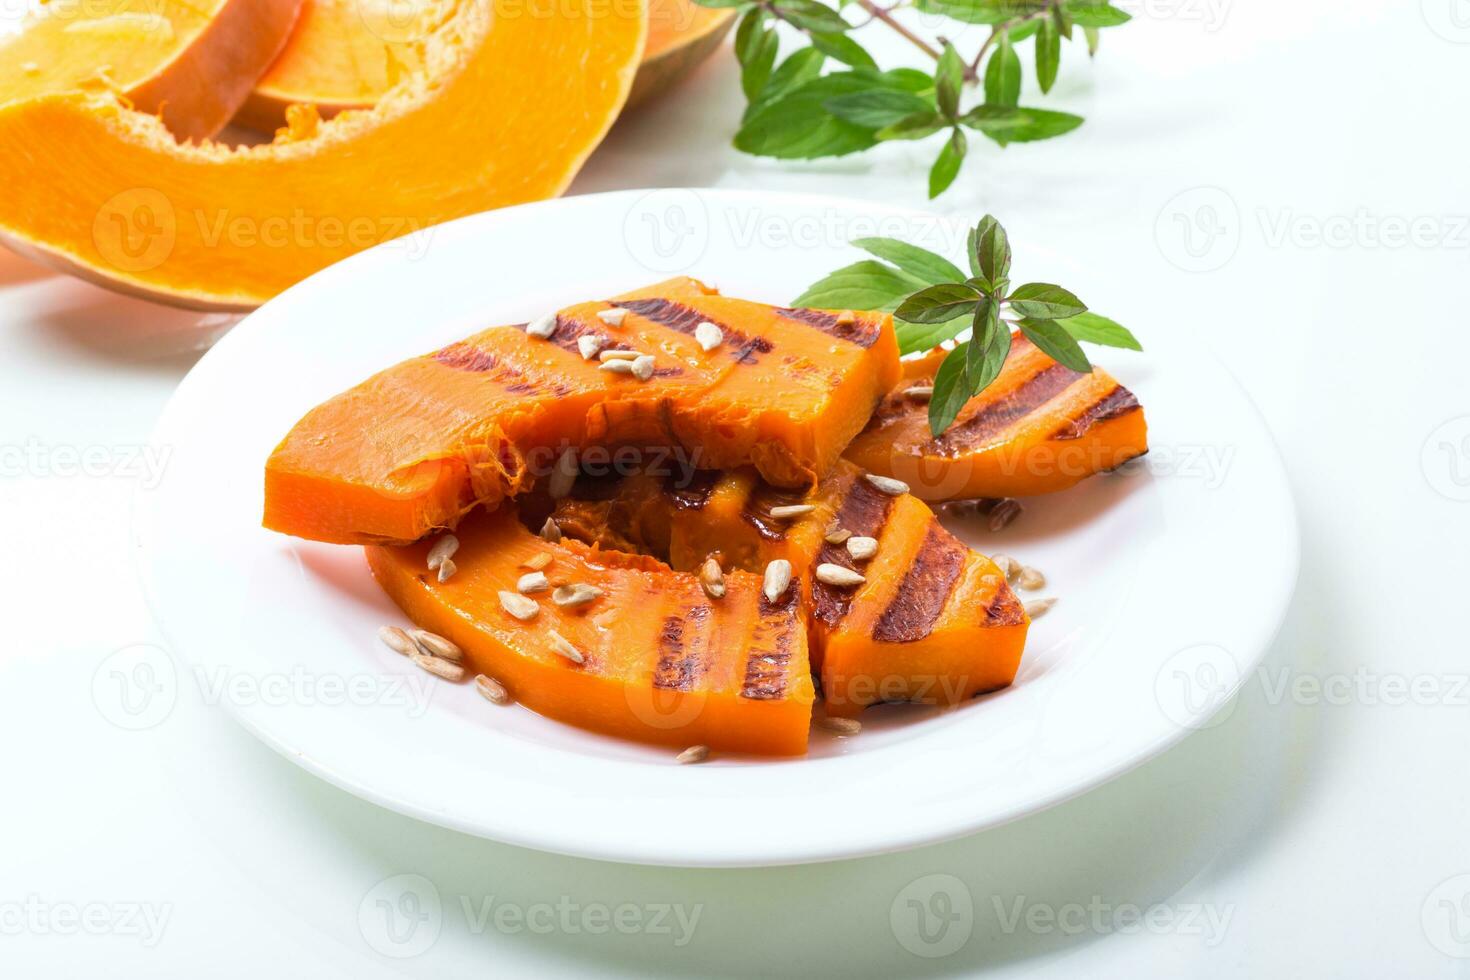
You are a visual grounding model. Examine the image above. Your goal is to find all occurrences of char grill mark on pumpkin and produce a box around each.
[871,522,967,643]
[434,341,500,372]
[810,478,892,627]
[933,362,1083,456]
[740,481,810,542]
[666,469,716,511]
[434,340,571,396]
[616,297,774,364]
[980,585,1028,627]
[775,307,882,349]
[742,600,796,700]
[1049,384,1142,440]
[652,605,710,691]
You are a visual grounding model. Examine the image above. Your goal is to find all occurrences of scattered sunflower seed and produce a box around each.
[475,673,511,705]
[521,551,552,571]
[576,334,603,360]
[1017,566,1046,591]
[435,558,458,583]
[846,536,878,561]
[517,571,549,594]
[540,517,562,543]
[552,583,602,607]
[378,625,417,657]
[763,559,792,603]
[864,473,909,496]
[547,629,585,664]
[824,524,852,545]
[815,563,865,588]
[548,449,578,499]
[525,313,557,339]
[699,556,725,599]
[426,533,459,571]
[988,498,1022,531]
[498,590,539,621]
[835,310,856,326]
[1024,597,1057,619]
[694,321,723,352]
[598,358,635,376]
[992,554,1020,583]
[596,307,626,328]
[410,628,463,662]
[816,716,861,736]
[631,354,656,381]
[769,504,815,520]
[597,348,639,362]
[411,652,465,682]
[905,385,934,402]
[676,744,710,765]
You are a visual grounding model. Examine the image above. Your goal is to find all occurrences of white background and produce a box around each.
[3,0,1468,975]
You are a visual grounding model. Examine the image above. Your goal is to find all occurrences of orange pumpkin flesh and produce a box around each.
[843,334,1149,501]
[0,0,646,311]
[0,0,301,140]
[367,504,814,755]
[264,278,901,544]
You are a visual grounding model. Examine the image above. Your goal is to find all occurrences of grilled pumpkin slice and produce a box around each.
[844,334,1148,501]
[367,504,814,755]
[543,461,1029,718]
[266,278,899,545]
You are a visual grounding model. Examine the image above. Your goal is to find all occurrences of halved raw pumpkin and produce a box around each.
[0,0,645,311]
[0,0,301,140]
[237,0,733,131]
[264,278,900,544]
[542,459,1029,718]
[844,333,1149,501]
[367,503,814,754]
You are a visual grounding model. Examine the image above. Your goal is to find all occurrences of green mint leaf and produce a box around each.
[970,214,1011,283]
[876,110,946,141]
[984,32,1021,109]
[851,237,965,284]
[688,0,750,7]
[963,296,1000,376]
[895,314,972,355]
[824,89,933,128]
[1084,25,1100,55]
[1056,311,1142,350]
[1067,2,1132,27]
[1018,316,1092,372]
[1008,19,1041,41]
[791,260,928,311]
[960,104,1083,143]
[1052,3,1074,40]
[895,282,981,323]
[935,43,965,120]
[749,47,827,116]
[928,343,974,435]
[1036,15,1060,93]
[928,303,1009,436]
[736,71,917,159]
[928,129,967,198]
[912,0,1046,26]
[772,0,852,33]
[810,30,878,68]
[1007,282,1087,319]
[735,10,779,102]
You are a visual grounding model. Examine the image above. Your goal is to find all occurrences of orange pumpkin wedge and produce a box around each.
[0,0,645,311]
[844,333,1149,501]
[264,278,900,544]
[0,0,301,140]
[237,0,733,131]
[543,460,1029,718]
[367,504,814,755]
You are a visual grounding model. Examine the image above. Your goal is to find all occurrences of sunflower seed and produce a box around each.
[1017,566,1046,591]
[846,536,878,561]
[824,524,852,545]
[631,354,656,381]
[598,348,639,362]
[475,674,511,705]
[768,504,815,520]
[426,533,459,571]
[378,625,417,657]
[435,558,458,583]
[525,313,557,339]
[498,590,539,621]
[547,629,585,664]
[815,563,865,588]
[517,571,549,594]
[864,473,909,496]
[576,334,603,360]
[598,358,635,375]
[906,385,934,402]
[992,553,1020,583]
[548,449,578,499]
[988,498,1022,531]
[816,716,861,736]
[411,652,465,681]
[540,517,562,543]
[699,556,725,599]
[596,307,626,328]
[694,321,723,352]
[1024,597,1056,619]
[521,551,552,571]
[676,744,710,765]
[835,310,856,326]
[410,628,463,662]
[552,583,602,607]
[763,559,792,603]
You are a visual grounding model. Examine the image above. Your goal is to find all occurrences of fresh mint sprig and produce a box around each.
[694,0,1131,197]
[794,214,1141,434]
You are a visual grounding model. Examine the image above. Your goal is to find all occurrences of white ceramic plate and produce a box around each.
[135,189,1297,867]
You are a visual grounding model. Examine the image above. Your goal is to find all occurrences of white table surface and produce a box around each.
[3,0,1467,975]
